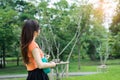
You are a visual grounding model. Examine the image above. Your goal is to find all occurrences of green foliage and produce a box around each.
[0,0,37,67]
[110,32,120,57]
[0,0,118,65]
[36,0,77,60]
[0,5,18,52]
[109,1,120,58]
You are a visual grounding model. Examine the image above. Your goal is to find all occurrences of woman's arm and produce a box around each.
[32,48,56,69]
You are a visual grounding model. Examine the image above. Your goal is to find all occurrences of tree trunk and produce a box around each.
[78,42,81,70]
[17,54,19,66]
[2,41,6,68]
[0,51,3,68]
[89,53,96,61]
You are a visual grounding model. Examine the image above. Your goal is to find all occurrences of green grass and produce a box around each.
[63,65,120,80]
[0,57,27,75]
[0,65,27,75]
[4,65,120,80]
[0,59,120,80]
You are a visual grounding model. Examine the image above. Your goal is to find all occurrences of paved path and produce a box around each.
[0,72,98,79]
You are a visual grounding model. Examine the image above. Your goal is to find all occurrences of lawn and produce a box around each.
[4,65,120,80]
[63,65,120,80]
[0,59,120,80]
[0,65,27,75]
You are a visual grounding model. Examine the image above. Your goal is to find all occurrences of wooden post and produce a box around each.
[66,62,69,77]
[49,69,54,80]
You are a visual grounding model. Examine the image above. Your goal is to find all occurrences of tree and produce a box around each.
[36,0,77,60]
[0,7,17,67]
[109,0,120,58]
[0,0,37,67]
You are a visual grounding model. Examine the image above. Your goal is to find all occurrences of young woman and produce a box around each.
[21,20,56,80]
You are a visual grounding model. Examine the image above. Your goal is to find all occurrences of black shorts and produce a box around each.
[27,68,49,80]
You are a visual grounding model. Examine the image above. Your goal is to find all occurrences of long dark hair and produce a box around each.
[21,20,40,64]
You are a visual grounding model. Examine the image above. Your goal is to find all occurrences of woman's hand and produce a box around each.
[50,62,56,67]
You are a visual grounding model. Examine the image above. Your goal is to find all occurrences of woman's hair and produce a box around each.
[21,20,40,64]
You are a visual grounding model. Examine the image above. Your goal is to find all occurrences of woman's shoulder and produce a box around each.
[29,41,39,51]
[30,40,38,46]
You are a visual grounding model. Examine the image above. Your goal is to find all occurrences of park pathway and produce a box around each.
[0,72,98,79]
